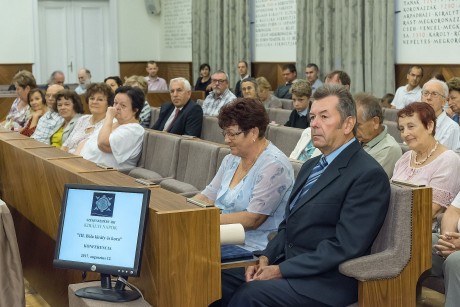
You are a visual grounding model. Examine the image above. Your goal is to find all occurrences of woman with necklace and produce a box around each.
[392,102,460,229]
[62,83,114,153]
[193,98,295,251]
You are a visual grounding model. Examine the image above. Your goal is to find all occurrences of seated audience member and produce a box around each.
[214,85,390,307]
[380,93,395,108]
[289,127,321,162]
[104,76,123,93]
[78,86,145,169]
[152,77,203,137]
[274,63,297,99]
[144,60,168,91]
[432,191,460,307]
[447,77,460,124]
[240,77,258,100]
[45,70,68,89]
[324,70,351,90]
[256,77,282,109]
[62,83,114,153]
[20,89,48,137]
[354,93,402,177]
[124,75,151,128]
[391,102,460,228]
[202,70,236,116]
[192,98,294,251]
[75,68,91,95]
[194,63,212,96]
[234,60,250,97]
[304,63,323,94]
[2,70,37,131]
[391,65,423,109]
[50,90,83,148]
[31,84,65,144]
[421,79,460,150]
[284,79,311,129]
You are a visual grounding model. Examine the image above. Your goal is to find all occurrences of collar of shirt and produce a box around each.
[240,74,250,81]
[404,85,421,94]
[363,125,387,149]
[213,88,229,100]
[297,108,309,117]
[322,137,356,167]
[436,111,448,129]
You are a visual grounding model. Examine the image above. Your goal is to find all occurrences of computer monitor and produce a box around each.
[53,184,150,302]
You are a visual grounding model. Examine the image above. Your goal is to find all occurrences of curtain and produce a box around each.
[192,0,250,89]
[296,0,395,96]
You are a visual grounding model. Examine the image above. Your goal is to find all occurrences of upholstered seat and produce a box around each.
[128,130,182,183]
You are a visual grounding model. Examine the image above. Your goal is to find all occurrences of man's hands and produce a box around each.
[434,232,460,257]
[245,256,282,282]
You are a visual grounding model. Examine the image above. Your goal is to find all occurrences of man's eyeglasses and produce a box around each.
[421,90,445,98]
[212,79,227,84]
[221,130,244,139]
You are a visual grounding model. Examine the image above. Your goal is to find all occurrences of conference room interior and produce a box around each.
[1,0,460,306]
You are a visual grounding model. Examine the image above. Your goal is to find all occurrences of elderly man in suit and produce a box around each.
[152,77,203,137]
[215,84,390,307]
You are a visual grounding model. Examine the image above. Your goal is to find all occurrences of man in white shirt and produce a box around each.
[202,70,236,116]
[144,61,168,91]
[391,65,423,109]
[305,63,323,94]
[75,68,91,95]
[422,79,460,150]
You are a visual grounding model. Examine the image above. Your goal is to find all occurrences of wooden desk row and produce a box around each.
[0,129,220,307]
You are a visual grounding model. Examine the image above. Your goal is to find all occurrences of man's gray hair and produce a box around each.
[212,70,230,81]
[423,78,449,98]
[313,84,357,135]
[170,77,191,91]
[354,92,383,124]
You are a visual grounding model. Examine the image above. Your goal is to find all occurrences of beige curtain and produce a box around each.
[192,0,250,88]
[296,0,395,96]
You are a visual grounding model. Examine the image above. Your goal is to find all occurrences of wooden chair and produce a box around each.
[339,184,432,307]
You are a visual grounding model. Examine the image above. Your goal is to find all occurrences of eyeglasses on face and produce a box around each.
[421,90,445,98]
[212,79,227,84]
[221,130,244,139]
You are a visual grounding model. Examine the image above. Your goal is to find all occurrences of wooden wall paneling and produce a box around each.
[119,62,192,85]
[0,96,16,121]
[0,64,33,85]
[395,64,460,90]
[251,62,295,92]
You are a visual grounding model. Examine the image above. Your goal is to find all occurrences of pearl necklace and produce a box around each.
[413,141,438,165]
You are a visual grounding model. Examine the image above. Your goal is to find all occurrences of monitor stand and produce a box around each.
[75,274,141,302]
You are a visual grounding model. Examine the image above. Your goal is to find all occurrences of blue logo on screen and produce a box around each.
[91,193,115,217]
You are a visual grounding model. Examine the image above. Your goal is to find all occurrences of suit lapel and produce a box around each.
[288,140,360,217]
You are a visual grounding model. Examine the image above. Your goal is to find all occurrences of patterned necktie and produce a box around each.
[166,108,180,132]
[290,156,328,210]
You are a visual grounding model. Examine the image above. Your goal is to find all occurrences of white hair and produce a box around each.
[423,78,449,98]
[170,77,191,91]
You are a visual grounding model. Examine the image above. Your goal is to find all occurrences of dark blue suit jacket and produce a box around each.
[152,99,203,137]
[260,139,390,306]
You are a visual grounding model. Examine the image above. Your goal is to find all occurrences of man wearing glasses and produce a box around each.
[202,70,236,116]
[391,65,423,109]
[422,79,460,150]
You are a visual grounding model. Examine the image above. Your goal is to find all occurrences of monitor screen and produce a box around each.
[54,184,150,277]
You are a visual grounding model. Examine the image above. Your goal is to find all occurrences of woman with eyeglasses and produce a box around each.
[192,98,294,251]
[391,102,460,230]
[61,83,114,153]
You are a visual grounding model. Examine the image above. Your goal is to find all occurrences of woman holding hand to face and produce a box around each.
[78,86,145,169]
[20,89,48,137]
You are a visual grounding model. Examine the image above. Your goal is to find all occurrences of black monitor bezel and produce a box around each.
[53,183,150,277]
